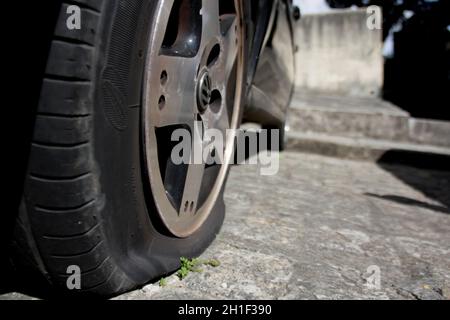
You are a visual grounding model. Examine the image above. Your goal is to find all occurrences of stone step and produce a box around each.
[288,92,411,141]
[288,92,450,148]
[408,118,450,148]
[286,131,450,169]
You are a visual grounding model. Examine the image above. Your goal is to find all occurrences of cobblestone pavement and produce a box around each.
[2,152,450,300]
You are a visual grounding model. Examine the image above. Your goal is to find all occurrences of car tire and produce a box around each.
[12,0,247,297]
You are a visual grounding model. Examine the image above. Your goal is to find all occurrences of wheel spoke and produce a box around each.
[210,15,238,91]
[179,163,205,215]
[179,121,206,215]
[151,55,197,127]
[216,100,231,135]
[200,0,221,47]
[222,17,239,84]
[207,15,238,136]
[201,103,230,139]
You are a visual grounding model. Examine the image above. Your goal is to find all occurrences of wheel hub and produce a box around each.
[197,70,212,112]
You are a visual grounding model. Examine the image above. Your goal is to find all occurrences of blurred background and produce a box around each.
[287,0,450,164]
[295,0,449,118]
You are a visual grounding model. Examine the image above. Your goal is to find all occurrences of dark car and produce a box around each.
[9,0,298,296]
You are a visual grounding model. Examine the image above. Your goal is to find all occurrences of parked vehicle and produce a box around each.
[10,0,298,296]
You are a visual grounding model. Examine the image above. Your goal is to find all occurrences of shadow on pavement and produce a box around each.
[365,193,450,215]
[376,150,450,212]
[378,150,450,172]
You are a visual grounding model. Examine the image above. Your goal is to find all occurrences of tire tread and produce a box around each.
[14,0,135,296]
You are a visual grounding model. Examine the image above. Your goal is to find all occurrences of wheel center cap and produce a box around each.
[197,71,212,112]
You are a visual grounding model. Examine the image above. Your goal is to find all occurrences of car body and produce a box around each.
[244,0,297,132]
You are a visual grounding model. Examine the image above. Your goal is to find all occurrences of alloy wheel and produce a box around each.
[143,0,245,237]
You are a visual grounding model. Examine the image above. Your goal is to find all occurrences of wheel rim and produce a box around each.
[143,0,245,237]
